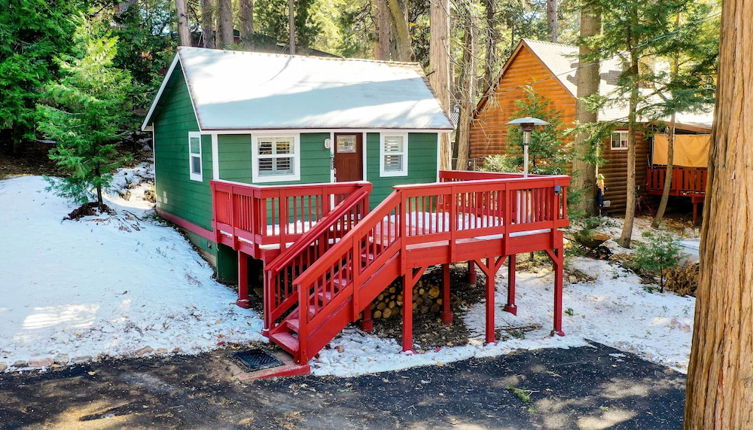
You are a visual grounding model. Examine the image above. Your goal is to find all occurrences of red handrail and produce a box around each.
[264,185,371,329]
[266,186,372,274]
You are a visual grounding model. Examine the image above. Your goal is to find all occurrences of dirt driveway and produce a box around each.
[0,342,685,429]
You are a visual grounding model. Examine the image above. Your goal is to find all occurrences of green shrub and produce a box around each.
[632,231,682,292]
[480,154,519,173]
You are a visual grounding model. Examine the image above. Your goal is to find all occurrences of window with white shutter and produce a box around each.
[380,133,408,177]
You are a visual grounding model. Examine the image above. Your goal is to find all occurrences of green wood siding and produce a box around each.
[153,63,214,232]
[217,133,331,224]
[218,133,331,185]
[217,134,252,183]
[366,132,438,206]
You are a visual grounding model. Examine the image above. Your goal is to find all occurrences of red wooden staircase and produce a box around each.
[212,171,570,365]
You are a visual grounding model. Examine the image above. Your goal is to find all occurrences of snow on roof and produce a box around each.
[521,39,714,129]
[142,47,453,131]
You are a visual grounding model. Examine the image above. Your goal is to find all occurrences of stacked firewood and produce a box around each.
[371,279,443,320]
[664,263,699,297]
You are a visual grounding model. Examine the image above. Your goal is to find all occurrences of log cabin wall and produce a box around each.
[470,39,649,216]
[469,43,576,161]
[599,130,649,215]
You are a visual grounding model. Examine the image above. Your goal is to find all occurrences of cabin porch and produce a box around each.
[210,171,570,365]
[646,165,707,225]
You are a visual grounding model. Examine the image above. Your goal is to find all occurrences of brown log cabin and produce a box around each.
[470,39,713,216]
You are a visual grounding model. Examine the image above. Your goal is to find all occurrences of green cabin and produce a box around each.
[142,47,453,279]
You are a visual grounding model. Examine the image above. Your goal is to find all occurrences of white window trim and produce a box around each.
[379,132,409,177]
[188,131,203,181]
[251,133,301,183]
[611,131,629,151]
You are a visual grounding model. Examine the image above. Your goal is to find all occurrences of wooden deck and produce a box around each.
[646,165,707,224]
[211,171,571,365]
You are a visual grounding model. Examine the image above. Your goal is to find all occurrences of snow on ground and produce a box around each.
[105,161,155,214]
[312,258,695,377]
[0,164,696,377]
[0,172,264,371]
[591,215,700,256]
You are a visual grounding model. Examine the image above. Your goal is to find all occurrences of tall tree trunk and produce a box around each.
[386,0,412,61]
[685,0,753,427]
[652,16,681,228]
[239,0,254,48]
[288,0,296,54]
[571,2,600,216]
[175,0,191,46]
[94,163,103,209]
[455,7,476,170]
[201,0,216,48]
[618,53,640,248]
[430,0,451,170]
[373,0,392,60]
[652,113,676,228]
[217,0,233,48]
[547,0,558,42]
[483,0,498,88]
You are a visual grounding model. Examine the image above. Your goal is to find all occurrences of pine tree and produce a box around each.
[506,86,569,175]
[0,0,78,153]
[585,0,702,247]
[37,15,133,210]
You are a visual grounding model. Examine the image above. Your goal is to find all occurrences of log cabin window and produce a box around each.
[252,134,300,183]
[188,132,203,181]
[611,131,629,150]
[380,133,408,177]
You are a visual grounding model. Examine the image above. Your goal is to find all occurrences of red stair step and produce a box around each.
[317,291,334,302]
[286,318,300,332]
[269,331,300,355]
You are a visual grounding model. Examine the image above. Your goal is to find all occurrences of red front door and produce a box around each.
[333,133,363,182]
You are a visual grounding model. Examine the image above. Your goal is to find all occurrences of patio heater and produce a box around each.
[507,117,549,177]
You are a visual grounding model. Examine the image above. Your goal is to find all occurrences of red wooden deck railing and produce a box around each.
[646,165,707,196]
[282,172,569,362]
[210,180,370,256]
[263,185,371,331]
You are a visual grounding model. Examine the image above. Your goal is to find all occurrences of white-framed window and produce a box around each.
[188,131,203,181]
[379,133,408,177]
[611,131,629,150]
[252,134,300,183]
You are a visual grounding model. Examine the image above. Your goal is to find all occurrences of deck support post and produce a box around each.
[467,261,477,284]
[402,274,414,352]
[402,266,427,352]
[504,254,517,315]
[440,264,453,324]
[691,196,703,226]
[546,245,565,337]
[236,251,250,309]
[474,256,505,344]
[485,262,496,344]
[360,303,374,333]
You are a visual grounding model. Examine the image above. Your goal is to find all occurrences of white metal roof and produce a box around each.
[142,47,453,131]
[522,39,714,129]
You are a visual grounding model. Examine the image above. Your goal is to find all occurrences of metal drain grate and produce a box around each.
[234,349,284,371]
